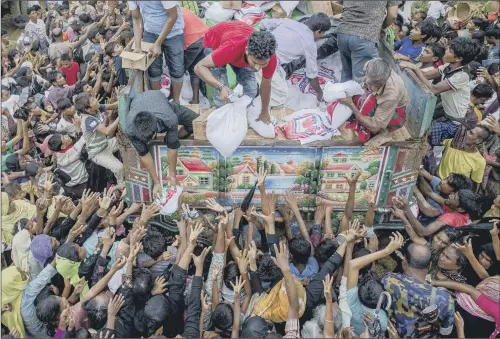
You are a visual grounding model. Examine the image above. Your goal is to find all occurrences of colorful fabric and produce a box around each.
[289,63,336,96]
[55,254,89,299]
[382,272,455,338]
[281,109,337,144]
[431,121,459,146]
[30,234,54,268]
[456,275,500,323]
[1,266,29,337]
[1,192,37,246]
[234,3,266,26]
[251,277,306,323]
[344,93,406,143]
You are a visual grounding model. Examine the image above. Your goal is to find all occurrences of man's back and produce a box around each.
[337,1,397,43]
[382,272,455,337]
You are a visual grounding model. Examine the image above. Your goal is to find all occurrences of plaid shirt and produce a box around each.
[337,1,400,43]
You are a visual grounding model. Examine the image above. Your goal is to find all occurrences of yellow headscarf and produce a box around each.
[55,255,89,299]
[11,229,32,274]
[251,277,306,323]
[1,192,37,246]
[1,266,29,337]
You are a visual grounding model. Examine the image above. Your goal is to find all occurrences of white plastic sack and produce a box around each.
[323,81,363,103]
[325,101,353,130]
[255,65,288,107]
[247,96,278,138]
[278,0,299,15]
[205,2,236,22]
[281,108,339,145]
[207,92,251,158]
[179,74,211,109]
[156,186,184,215]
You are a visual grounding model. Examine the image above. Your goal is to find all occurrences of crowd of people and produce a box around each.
[1,0,500,338]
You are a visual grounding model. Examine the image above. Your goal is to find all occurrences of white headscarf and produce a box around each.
[11,229,32,274]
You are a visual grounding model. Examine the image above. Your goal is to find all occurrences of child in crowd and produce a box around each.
[394,20,443,63]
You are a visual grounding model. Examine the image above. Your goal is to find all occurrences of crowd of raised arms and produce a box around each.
[1,0,500,338]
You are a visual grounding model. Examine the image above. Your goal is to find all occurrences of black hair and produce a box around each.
[7,50,19,68]
[416,11,427,20]
[48,134,63,152]
[34,285,56,308]
[211,303,234,332]
[13,218,29,237]
[439,226,462,244]
[27,6,37,14]
[353,247,372,276]
[16,76,29,88]
[72,328,92,338]
[82,297,108,330]
[448,37,481,65]
[289,237,311,265]
[143,229,165,260]
[223,262,240,290]
[60,53,70,62]
[474,45,489,63]
[132,267,154,302]
[58,4,69,12]
[57,243,80,262]
[428,42,445,60]
[444,31,458,40]
[468,61,482,80]
[1,29,7,36]
[420,21,442,42]
[471,30,486,44]
[406,243,432,269]
[56,97,72,112]
[73,81,86,95]
[358,272,385,309]
[35,295,61,336]
[32,4,41,11]
[78,13,91,23]
[487,63,500,75]
[314,239,338,264]
[47,71,64,84]
[305,13,331,33]
[257,253,282,282]
[143,295,168,335]
[26,162,40,178]
[5,153,21,172]
[472,83,495,100]
[74,92,91,113]
[133,111,158,144]
[247,31,276,60]
[3,182,22,199]
[457,189,488,220]
[87,29,99,41]
[105,41,117,57]
[471,17,489,31]
[485,26,500,39]
[447,173,473,191]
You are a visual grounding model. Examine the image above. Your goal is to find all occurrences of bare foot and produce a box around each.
[365,132,393,148]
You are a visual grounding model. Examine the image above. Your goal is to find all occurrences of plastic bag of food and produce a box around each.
[205,2,236,22]
[235,3,266,25]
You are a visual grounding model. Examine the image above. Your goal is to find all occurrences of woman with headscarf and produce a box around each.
[56,243,89,299]
[1,192,36,246]
[29,234,60,281]
[16,61,49,96]
[11,228,32,275]
[1,266,29,337]
[433,275,500,338]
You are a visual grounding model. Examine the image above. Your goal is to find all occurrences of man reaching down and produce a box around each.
[125,90,198,199]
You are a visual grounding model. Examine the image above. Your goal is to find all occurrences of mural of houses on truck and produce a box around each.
[318,148,385,208]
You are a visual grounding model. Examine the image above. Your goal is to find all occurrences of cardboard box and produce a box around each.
[121,40,156,71]
[193,107,293,141]
[220,1,242,9]
[331,1,343,15]
[306,1,333,16]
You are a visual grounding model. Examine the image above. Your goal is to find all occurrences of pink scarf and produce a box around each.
[35,135,54,157]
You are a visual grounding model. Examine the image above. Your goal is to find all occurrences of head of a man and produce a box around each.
[443,37,480,65]
[437,173,471,195]
[74,92,99,115]
[48,133,73,153]
[305,13,331,40]
[289,236,311,265]
[27,6,38,22]
[362,58,391,93]
[485,26,500,45]
[465,125,490,147]
[133,111,158,144]
[403,243,432,273]
[1,29,8,43]
[445,189,487,220]
[245,31,276,72]
[471,83,495,105]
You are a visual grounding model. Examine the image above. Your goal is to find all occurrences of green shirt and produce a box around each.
[2,140,14,171]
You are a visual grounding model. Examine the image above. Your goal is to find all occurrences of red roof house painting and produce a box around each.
[163,158,213,189]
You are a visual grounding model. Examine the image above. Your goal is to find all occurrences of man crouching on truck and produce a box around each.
[125,90,198,199]
[194,21,277,124]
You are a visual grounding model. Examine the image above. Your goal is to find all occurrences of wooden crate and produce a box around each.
[306,1,333,16]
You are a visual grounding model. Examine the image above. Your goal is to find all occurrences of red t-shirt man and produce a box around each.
[59,61,80,86]
[197,21,277,123]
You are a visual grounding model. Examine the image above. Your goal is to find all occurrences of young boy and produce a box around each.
[420,43,445,72]
[45,71,74,109]
[400,37,480,123]
[484,26,500,66]
[394,21,442,63]
[104,40,127,86]
[55,97,77,134]
[59,53,80,86]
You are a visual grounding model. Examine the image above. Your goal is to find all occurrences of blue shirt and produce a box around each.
[347,287,388,337]
[21,265,58,338]
[128,1,184,38]
[419,176,444,224]
[289,256,319,280]
[394,37,425,63]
